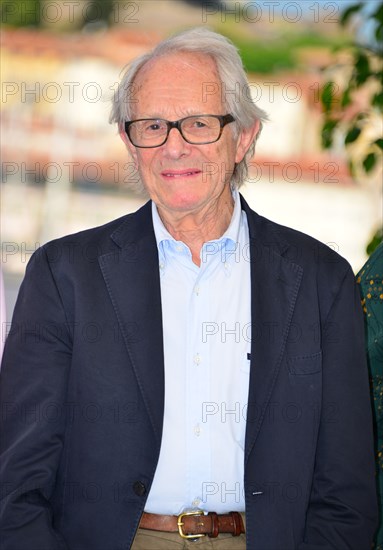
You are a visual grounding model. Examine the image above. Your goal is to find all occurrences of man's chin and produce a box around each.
[158,194,207,214]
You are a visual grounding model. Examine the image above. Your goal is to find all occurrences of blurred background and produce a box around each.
[1,0,382,319]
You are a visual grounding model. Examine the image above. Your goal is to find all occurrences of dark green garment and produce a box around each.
[357,242,383,549]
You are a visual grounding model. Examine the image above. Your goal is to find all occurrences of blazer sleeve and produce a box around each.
[0,247,71,549]
[298,265,378,549]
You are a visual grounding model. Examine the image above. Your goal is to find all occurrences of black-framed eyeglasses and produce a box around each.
[124,114,235,148]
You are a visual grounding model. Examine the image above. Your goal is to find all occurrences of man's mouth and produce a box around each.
[161,169,201,178]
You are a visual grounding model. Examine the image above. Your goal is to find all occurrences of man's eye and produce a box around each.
[194,120,208,128]
[145,123,161,132]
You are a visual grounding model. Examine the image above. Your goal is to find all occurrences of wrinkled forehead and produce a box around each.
[135,51,220,85]
[130,51,225,114]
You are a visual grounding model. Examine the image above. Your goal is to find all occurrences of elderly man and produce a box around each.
[0,28,378,550]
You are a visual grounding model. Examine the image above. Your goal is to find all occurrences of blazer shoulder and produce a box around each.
[42,200,152,255]
[24,201,153,277]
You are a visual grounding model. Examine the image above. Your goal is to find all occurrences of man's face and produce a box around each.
[122,52,255,218]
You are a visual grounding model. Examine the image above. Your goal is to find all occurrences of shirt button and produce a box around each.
[224,262,229,270]
[159,262,165,270]
[194,286,200,296]
[192,498,201,507]
[176,244,183,252]
[194,424,201,436]
[193,354,201,365]
[133,481,146,496]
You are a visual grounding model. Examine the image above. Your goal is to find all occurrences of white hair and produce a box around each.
[110,27,268,190]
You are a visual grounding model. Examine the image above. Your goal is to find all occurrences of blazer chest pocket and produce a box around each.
[287,351,322,376]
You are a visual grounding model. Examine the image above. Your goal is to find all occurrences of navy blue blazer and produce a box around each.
[0,196,378,549]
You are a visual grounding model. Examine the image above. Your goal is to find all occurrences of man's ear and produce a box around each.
[118,122,137,162]
[235,120,261,164]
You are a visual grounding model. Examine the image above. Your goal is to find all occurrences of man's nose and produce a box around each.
[163,127,190,157]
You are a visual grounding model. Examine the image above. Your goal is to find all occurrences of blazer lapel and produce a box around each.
[98,202,164,450]
[241,198,303,463]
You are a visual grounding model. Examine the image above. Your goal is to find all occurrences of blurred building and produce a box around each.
[0,24,381,289]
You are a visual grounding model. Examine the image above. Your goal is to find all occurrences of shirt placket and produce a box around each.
[185,259,212,510]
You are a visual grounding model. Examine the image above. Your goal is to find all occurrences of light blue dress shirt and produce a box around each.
[145,191,251,514]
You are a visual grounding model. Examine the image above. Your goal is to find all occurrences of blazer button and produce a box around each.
[133,481,146,496]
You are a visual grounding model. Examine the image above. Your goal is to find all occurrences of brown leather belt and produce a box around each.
[140,511,245,539]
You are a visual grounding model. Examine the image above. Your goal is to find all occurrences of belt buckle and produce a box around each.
[177,510,206,539]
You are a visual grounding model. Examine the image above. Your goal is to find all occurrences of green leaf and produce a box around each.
[348,158,356,179]
[341,87,352,108]
[366,227,383,256]
[322,119,338,149]
[374,138,383,150]
[355,112,367,122]
[340,3,363,26]
[354,52,370,86]
[372,3,383,23]
[363,152,377,172]
[376,22,383,43]
[345,126,361,144]
[372,0,383,40]
[372,91,383,110]
[321,82,336,113]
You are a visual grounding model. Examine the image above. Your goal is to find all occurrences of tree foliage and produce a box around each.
[321,1,383,177]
